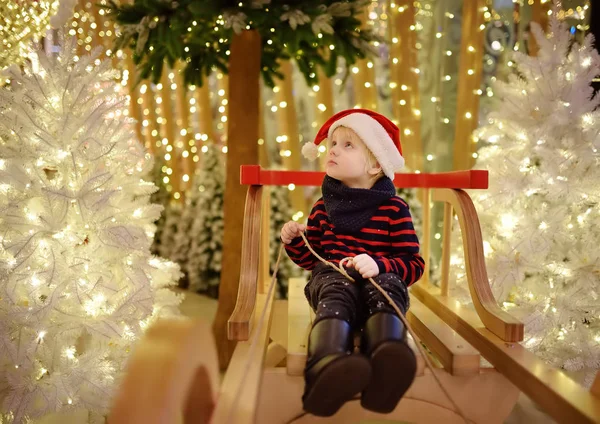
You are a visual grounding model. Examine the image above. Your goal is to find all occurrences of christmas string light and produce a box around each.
[0,1,57,71]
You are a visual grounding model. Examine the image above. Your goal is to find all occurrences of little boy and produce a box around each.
[281,109,424,417]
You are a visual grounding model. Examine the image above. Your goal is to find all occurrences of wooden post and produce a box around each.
[212,29,261,371]
[258,90,270,167]
[195,83,214,142]
[529,0,551,57]
[315,68,334,170]
[89,0,103,53]
[77,0,91,57]
[96,1,119,69]
[159,67,181,196]
[126,55,145,149]
[591,0,600,96]
[141,82,160,155]
[513,1,521,50]
[175,63,192,190]
[452,1,486,171]
[217,73,229,143]
[352,59,377,110]
[389,1,423,172]
[352,9,378,110]
[275,61,305,214]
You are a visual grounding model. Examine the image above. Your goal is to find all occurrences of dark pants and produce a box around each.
[305,262,410,327]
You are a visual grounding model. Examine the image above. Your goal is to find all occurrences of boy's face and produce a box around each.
[325,127,380,188]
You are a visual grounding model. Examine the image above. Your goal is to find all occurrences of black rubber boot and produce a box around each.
[360,312,417,413]
[302,318,371,417]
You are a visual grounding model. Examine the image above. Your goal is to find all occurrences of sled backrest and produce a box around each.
[228,165,523,344]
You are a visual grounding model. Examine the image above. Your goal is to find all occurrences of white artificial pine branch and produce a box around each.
[0,40,181,421]
[450,9,600,383]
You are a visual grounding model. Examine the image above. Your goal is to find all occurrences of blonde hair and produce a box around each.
[331,126,384,181]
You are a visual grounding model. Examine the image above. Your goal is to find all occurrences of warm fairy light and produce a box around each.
[0,1,57,70]
[500,214,517,231]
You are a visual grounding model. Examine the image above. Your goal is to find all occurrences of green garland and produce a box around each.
[104,0,379,88]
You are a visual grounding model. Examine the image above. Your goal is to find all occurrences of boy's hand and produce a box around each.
[281,221,306,244]
[346,254,379,278]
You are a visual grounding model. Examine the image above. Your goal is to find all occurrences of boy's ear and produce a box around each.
[368,162,382,176]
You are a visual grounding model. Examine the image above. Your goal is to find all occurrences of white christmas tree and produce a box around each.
[186,144,225,297]
[0,44,182,421]
[450,14,600,383]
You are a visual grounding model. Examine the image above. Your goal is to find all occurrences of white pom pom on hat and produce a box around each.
[302,108,404,179]
[301,141,320,161]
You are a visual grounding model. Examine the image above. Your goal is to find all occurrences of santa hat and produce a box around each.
[302,108,404,179]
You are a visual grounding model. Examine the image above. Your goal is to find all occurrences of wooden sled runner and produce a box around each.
[109,165,600,424]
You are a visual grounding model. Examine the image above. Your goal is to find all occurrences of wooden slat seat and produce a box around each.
[407,296,480,376]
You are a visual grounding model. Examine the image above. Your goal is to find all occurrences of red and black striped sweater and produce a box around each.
[285,196,425,286]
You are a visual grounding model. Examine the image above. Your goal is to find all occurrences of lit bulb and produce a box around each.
[65,347,76,359]
[483,241,492,257]
[500,214,517,231]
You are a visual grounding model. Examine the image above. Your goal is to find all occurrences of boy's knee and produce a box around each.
[367,273,409,312]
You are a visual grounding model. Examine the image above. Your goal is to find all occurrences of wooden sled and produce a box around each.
[108,165,600,424]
